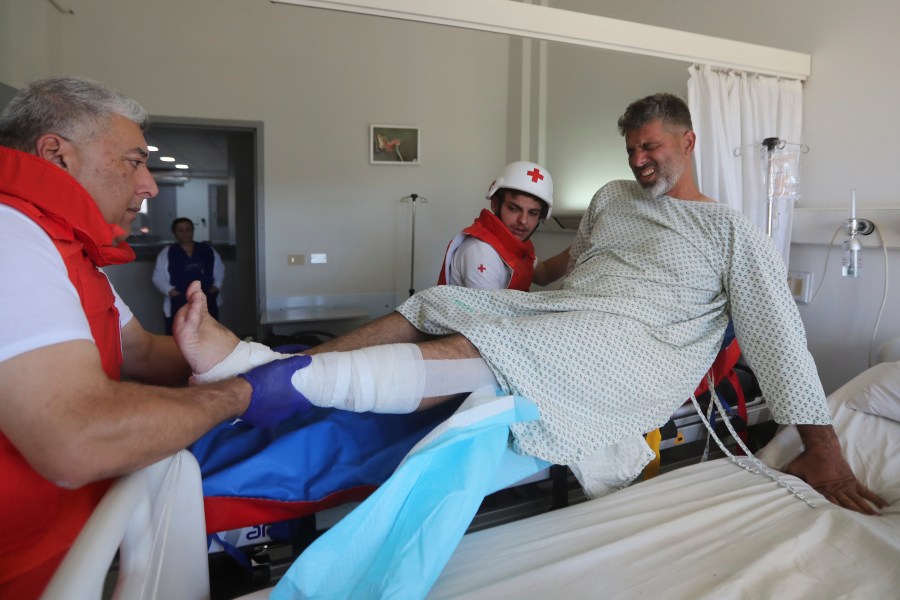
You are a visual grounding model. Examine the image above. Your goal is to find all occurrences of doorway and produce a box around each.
[104,118,264,339]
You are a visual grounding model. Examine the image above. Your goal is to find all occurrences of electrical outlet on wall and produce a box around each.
[787,271,813,304]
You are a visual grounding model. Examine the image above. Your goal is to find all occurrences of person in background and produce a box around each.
[0,75,302,598]
[438,161,569,290]
[153,216,224,334]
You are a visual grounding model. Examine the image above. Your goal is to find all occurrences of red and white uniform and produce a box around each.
[438,209,536,291]
[0,146,135,598]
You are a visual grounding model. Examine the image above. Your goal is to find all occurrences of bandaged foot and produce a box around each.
[291,344,498,413]
[190,341,291,384]
[238,355,314,427]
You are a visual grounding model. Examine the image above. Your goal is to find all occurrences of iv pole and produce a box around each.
[762,137,780,238]
[735,138,808,239]
[401,193,428,297]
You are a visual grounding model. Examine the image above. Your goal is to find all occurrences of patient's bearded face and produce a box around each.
[644,157,684,199]
[625,120,688,199]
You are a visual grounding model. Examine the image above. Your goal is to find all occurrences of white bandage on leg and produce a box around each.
[291,344,426,413]
[189,341,290,385]
[290,345,500,414]
[423,358,499,397]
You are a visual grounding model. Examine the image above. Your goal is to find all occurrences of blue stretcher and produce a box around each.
[190,399,462,534]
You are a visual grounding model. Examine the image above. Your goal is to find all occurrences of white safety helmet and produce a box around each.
[486,161,554,219]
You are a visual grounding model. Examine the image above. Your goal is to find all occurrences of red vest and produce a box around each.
[438,209,536,291]
[0,147,135,597]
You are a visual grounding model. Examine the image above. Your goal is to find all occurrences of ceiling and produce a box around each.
[144,127,230,181]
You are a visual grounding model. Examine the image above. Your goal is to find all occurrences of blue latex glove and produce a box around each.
[237,354,313,427]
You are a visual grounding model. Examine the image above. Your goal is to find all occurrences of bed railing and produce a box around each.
[41,450,209,600]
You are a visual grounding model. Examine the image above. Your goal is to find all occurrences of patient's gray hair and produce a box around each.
[617,93,693,136]
[0,76,148,152]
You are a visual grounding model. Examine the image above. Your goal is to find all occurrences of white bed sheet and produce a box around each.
[429,367,900,599]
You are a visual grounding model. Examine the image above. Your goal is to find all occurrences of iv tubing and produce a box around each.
[866,221,890,367]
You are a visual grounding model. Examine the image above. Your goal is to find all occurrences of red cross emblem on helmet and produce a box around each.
[485,161,554,219]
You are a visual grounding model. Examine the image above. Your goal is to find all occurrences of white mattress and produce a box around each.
[429,366,900,599]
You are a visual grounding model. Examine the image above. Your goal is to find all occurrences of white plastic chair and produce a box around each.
[41,450,210,600]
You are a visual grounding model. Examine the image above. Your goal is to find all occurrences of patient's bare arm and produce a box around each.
[787,424,887,515]
[532,246,571,287]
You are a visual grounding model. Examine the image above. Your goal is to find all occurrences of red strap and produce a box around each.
[693,339,742,397]
[204,485,378,533]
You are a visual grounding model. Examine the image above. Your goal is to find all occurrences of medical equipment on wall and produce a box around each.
[804,189,890,367]
[401,193,428,297]
[842,189,874,277]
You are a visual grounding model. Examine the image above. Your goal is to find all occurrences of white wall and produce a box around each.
[544,43,690,212]
[4,0,899,389]
[0,0,509,327]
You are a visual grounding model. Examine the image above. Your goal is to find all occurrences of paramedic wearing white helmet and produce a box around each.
[437,161,570,290]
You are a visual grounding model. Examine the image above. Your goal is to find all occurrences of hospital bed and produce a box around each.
[427,361,900,599]
[49,358,899,599]
[41,451,209,600]
[48,350,897,599]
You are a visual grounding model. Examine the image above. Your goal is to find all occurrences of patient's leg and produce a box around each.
[304,311,436,354]
[181,297,494,413]
[292,333,494,413]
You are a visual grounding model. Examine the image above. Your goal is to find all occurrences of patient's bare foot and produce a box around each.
[173,281,240,374]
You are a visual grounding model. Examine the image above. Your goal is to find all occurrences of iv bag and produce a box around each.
[762,148,802,204]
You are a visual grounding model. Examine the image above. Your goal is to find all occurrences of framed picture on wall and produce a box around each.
[370,125,420,164]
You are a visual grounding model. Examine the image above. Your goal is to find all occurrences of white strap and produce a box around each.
[692,373,817,508]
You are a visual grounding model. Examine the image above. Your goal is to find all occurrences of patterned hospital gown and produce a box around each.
[398,180,830,470]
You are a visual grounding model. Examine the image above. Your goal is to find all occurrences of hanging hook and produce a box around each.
[46,0,74,15]
[734,139,809,157]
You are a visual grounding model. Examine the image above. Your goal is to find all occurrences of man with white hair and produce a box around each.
[0,76,304,597]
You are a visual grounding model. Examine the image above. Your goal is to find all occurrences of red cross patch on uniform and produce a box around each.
[477,264,487,273]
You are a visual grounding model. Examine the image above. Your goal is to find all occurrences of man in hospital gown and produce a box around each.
[186,93,885,515]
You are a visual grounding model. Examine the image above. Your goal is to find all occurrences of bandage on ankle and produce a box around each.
[190,341,289,385]
[290,344,499,413]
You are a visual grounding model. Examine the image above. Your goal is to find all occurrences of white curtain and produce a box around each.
[687,64,804,266]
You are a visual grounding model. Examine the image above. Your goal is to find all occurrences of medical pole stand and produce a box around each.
[401,194,427,297]
[762,137,781,238]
